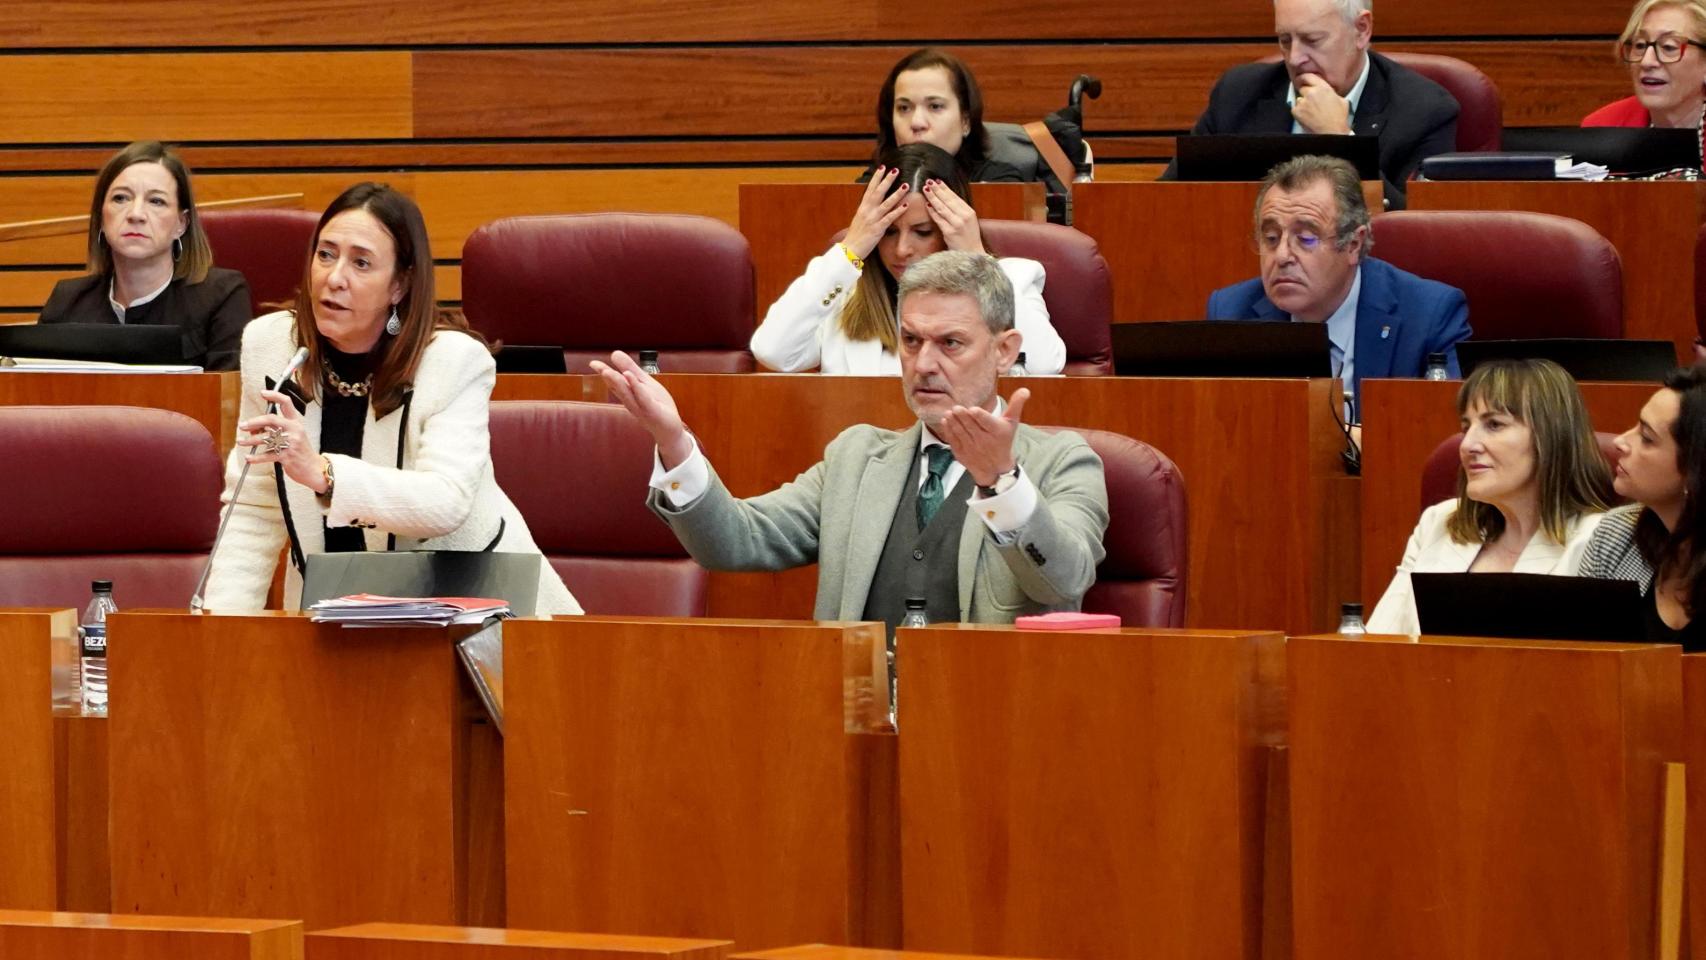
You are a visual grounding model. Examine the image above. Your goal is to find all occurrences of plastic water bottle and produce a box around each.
[893,598,929,726]
[1423,352,1450,381]
[78,579,116,716]
[638,350,661,375]
[1008,351,1028,377]
[1338,602,1366,636]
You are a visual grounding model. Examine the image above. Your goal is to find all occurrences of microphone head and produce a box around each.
[279,346,310,381]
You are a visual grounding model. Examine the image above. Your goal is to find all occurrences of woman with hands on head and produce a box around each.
[198,182,580,614]
[751,142,1064,376]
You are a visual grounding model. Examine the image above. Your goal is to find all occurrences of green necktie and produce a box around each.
[916,444,956,529]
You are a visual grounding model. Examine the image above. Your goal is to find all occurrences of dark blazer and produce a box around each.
[1205,256,1471,403]
[38,266,252,370]
[1163,50,1459,209]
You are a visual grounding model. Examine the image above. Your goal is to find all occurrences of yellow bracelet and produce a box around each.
[837,242,864,271]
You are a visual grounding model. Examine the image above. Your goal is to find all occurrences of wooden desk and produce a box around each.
[503,616,893,952]
[106,611,501,929]
[308,923,730,959]
[0,371,238,457]
[1072,180,1385,326]
[734,948,1056,960]
[0,910,302,960]
[493,373,1358,635]
[0,609,68,911]
[1683,654,1706,955]
[897,625,1284,960]
[1288,633,1681,959]
[1409,180,1706,362]
[739,183,1046,332]
[1358,378,1655,607]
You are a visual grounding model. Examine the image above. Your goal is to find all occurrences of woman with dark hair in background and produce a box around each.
[1368,359,1613,635]
[38,140,251,369]
[200,182,580,614]
[1577,366,1706,649]
[752,142,1064,375]
[870,47,1024,183]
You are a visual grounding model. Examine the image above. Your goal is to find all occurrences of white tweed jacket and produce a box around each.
[201,311,582,614]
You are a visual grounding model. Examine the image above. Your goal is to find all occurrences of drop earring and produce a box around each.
[385,307,402,336]
[172,237,183,261]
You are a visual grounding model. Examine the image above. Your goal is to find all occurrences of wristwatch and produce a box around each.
[975,463,1021,498]
[316,455,336,504]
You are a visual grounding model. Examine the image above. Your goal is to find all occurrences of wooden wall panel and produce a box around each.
[414,43,1624,141]
[0,0,1624,46]
[0,53,412,143]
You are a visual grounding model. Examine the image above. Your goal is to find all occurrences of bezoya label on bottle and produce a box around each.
[79,623,107,658]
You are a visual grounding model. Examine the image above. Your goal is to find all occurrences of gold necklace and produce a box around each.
[325,367,373,397]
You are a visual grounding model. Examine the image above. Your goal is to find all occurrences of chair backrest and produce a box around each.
[1695,222,1706,345]
[980,220,1114,375]
[0,406,222,609]
[200,209,320,316]
[1370,211,1623,339]
[488,400,708,617]
[1038,425,1188,627]
[1383,52,1503,152]
[462,214,756,373]
[1419,430,1624,511]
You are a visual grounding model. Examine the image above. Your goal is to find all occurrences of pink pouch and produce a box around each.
[1014,612,1122,630]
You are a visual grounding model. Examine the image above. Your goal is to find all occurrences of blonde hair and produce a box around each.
[1444,359,1613,546]
[1618,0,1706,51]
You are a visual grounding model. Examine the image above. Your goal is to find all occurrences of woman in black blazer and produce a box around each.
[38,141,251,370]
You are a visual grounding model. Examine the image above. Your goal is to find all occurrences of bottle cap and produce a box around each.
[1425,352,1447,365]
[638,349,660,363]
[1016,351,1027,363]
[1340,602,1363,617]
[92,579,113,592]
[904,597,927,610]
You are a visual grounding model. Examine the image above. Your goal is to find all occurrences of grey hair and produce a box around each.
[1253,154,1373,260]
[895,250,1015,334]
[1277,0,1370,23]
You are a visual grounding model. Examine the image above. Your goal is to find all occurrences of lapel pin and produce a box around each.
[1380,325,1391,340]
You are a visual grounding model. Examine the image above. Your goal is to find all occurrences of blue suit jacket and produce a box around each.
[1204,257,1471,405]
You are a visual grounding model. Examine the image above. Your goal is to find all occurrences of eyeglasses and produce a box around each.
[1255,227,1327,255]
[1621,37,1696,63]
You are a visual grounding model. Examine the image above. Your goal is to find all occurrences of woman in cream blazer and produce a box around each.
[201,183,579,614]
[1368,359,1612,635]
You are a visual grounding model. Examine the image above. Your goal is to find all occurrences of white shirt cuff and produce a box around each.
[649,436,710,508]
[969,469,1038,539]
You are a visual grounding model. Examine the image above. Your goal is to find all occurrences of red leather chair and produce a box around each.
[1694,222,1706,347]
[488,400,708,616]
[1256,52,1502,152]
[200,208,319,316]
[1384,52,1503,152]
[0,406,222,609]
[981,220,1114,375]
[1370,211,1623,339]
[463,214,756,373]
[1418,431,1623,510]
[1040,425,1188,627]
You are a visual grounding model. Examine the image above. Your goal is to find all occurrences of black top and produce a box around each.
[37,267,252,370]
[319,342,382,553]
[1158,50,1461,209]
[1642,578,1706,652]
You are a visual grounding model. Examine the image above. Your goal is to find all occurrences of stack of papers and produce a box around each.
[1555,157,1610,181]
[308,593,512,627]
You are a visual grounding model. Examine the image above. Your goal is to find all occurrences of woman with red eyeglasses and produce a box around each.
[1584,0,1706,151]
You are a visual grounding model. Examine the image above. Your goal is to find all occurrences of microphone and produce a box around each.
[189,346,311,612]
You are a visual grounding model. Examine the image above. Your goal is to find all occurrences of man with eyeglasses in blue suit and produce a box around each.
[1206,154,1471,417]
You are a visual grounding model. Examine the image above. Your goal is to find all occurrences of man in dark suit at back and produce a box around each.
[1163,0,1458,209]
[1206,155,1470,417]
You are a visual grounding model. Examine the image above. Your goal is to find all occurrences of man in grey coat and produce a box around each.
[593,250,1109,633]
